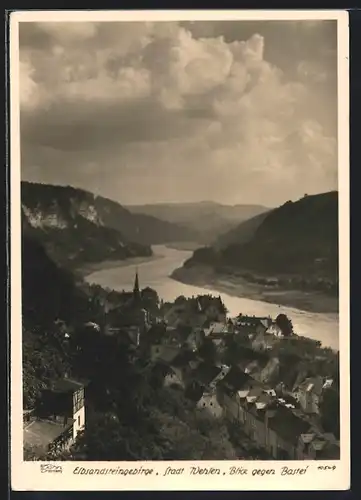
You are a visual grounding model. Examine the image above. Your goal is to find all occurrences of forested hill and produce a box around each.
[21,181,196,269]
[22,234,90,329]
[184,191,338,284]
[215,210,272,249]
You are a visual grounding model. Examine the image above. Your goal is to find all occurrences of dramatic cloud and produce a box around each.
[19,20,338,206]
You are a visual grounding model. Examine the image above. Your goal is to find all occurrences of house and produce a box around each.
[322,378,334,390]
[163,367,184,388]
[202,322,229,354]
[227,318,236,334]
[196,391,224,418]
[252,331,279,352]
[264,404,315,459]
[166,295,227,329]
[163,303,189,327]
[163,326,183,346]
[24,376,86,457]
[237,315,272,329]
[105,326,140,347]
[218,367,259,419]
[266,322,284,337]
[168,350,201,385]
[211,337,226,352]
[261,357,280,383]
[296,431,339,459]
[150,344,181,364]
[185,327,205,351]
[204,321,228,338]
[292,376,324,414]
[191,362,223,390]
[203,296,227,323]
[307,435,340,459]
[236,324,259,341]
[209,364,231,389]
[140,323,167,347]
[250,357,280,384]
[221,366,258,393]
[189,360,229,393]
[125,326,141,347]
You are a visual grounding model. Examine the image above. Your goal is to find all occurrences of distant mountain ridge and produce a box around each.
[22,181,196,244]
[177,192,339,293]
[126,201,270,244]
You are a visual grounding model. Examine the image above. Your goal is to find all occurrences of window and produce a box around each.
[73,388,85,414]
[78,415,80,426]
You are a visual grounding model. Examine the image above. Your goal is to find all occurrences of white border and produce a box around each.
[10,10,350,491]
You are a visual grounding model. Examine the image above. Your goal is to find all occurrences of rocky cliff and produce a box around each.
[21,181,152,269]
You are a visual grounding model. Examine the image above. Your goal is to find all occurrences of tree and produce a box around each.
[198,337,218,363]
[174,295,187,306]
[275,314,294,336]
[141,287,160,311]
[320,388,340,439]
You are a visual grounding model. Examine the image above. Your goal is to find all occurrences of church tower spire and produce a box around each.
[133,268,140,302]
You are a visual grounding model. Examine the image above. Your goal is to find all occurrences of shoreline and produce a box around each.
[164,241,203,251]
[77,253,163,278]
[171,265,339,315]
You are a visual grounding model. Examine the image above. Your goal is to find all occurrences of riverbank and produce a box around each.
[165,241,203,251]
[77,253,163,278]
[171,264,339,315]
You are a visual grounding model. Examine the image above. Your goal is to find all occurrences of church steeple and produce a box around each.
[133,268,140,302]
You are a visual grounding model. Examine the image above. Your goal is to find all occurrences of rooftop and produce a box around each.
[315,442,340,459]
[185,382,205,403]
[267,405,312,444]
[221,366,257,392]
[152,344,181,364]
[207,322,227,336]
[24,418,74,449]
[171,349,198,368]
[192,362,222,386]
[296,376,324,396]
[51,377,85,393]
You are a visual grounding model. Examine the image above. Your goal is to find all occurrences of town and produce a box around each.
[23,270,340,462]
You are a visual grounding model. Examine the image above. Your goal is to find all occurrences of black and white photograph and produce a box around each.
[10,10,350,491]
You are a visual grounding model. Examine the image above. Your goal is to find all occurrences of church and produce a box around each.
[104,269,151,342]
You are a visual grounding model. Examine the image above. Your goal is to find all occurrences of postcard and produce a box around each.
[9,9,350,491]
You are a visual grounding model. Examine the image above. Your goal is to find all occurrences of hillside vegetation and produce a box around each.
[215,210,272,249]
[182,192,338,294]
[21,182,196,269]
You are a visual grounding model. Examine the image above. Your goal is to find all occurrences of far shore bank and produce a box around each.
[77,253,163,278]
[171,265,339,315]
[165,241,203,251]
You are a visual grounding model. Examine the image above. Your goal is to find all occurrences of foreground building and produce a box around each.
[23,376,86,458]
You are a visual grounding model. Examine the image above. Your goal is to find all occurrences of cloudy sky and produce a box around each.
[19,19,338,207]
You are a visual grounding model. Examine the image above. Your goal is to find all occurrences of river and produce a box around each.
[85,245,339,350]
